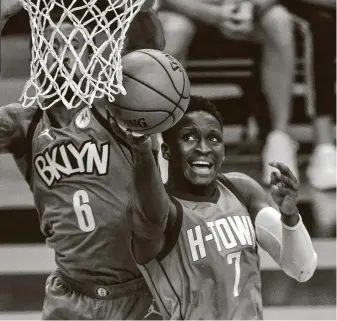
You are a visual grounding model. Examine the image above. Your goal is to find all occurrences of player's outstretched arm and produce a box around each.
[110,121,176,264]
[128,131,177,263]
[226,167,317,283]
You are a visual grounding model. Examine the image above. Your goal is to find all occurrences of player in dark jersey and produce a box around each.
[0,1,164,319]
[116,95,318,319]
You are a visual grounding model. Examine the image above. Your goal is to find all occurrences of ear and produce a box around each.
[161,142,171,161]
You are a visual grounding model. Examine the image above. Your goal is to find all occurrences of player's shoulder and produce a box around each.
[224,171,254,182]
[221,172,270,216]
[1,102,24,113]
[220,172,266,200]
[222,172,260,189]
[1,103,39,119]
[2,104,41,139]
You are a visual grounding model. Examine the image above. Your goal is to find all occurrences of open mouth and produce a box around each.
[188,160,214,174]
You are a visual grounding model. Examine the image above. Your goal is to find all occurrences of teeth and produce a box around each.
[191,161,211,166]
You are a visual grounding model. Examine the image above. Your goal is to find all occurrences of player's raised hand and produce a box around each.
[125,130,152,152]
[269,161,299,215]
[109,116,152,151]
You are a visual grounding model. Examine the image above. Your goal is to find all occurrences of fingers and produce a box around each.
[269,162,299,212]
[109,117,128,140]
[272,170,298,190]
[125,129,151,149]
[109,116,150,148]
[269,161,298,185]
[269,162,299,198]
[272,183,296,196]
[270,171,278,186]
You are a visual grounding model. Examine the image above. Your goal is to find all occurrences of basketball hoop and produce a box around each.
[19,0,148,110]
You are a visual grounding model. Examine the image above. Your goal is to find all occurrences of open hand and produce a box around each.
[269,161,299,215]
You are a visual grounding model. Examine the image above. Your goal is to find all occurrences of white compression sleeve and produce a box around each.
[255,206,317,282]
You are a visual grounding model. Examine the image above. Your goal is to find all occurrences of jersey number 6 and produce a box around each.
[73,190,96,232]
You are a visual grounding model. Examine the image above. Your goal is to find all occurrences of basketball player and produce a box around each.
[157,0,298,186]
[118,95,317,319]
[0,0,164,319]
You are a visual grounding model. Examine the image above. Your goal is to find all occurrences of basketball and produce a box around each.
[109,49,191,134]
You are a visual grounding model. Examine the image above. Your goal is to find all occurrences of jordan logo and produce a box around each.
[76,107,90,128]
[144,300,162,319]
[38,128,54,141]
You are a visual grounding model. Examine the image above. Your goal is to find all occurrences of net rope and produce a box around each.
[19,0,147,110]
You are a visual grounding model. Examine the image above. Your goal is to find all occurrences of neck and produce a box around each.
[167,168,217,198]
[44,99,87,128]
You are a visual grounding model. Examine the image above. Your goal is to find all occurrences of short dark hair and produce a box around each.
[162,95,223,144]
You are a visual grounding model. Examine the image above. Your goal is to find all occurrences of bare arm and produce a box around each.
[106,122,177,264]
[129,135,177,264]
[131,135,171,226]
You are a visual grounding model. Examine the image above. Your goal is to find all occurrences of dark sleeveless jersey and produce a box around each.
[138,176,263,320]
[22,106,143,284]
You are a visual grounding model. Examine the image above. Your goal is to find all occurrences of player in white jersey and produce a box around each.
[113,95,318,319]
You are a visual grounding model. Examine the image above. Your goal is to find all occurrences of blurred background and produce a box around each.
[0,2,336,320]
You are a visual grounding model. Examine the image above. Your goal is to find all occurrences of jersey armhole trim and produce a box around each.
[217,174,258,244]
[156,197,183,262]
[217,174,248,209]
[25,109,43,183]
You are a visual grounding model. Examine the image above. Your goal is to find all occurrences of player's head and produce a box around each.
[43,12,94,83]
[161,95,224,190]
[33,8,97,105]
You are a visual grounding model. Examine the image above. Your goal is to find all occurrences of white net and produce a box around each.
[19,0,148,110]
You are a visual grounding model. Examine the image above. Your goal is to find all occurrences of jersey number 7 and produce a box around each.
[227,251,242,297]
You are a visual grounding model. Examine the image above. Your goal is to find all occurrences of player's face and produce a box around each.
[44,22,91,81]
[167,111,224,187]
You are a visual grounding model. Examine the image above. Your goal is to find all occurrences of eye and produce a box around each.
[183,134,196,142]
[209,135,222,143]
[72,43,79,50]
[69,37,80,49]
[52,42,59,51]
